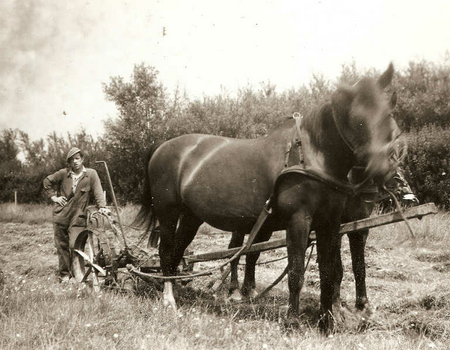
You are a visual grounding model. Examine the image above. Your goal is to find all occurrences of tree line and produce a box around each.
[1,58,450,208]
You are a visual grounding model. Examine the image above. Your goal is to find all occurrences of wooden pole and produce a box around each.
[185,203,438,263]
[14,191,17,210]
[95,161,127,248]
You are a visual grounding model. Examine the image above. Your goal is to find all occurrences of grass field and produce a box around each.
[1,203,450,349]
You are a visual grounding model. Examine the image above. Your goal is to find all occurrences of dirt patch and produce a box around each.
[398,311,450,341]
[371,269,409,281]
[432,262,450,273]
[415,251,450,263]
[0,268,5,289]
[419,294,450,310]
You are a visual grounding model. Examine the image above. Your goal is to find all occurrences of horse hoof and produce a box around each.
[318,313,335,335]
[356,304,373,328]
[355,297,370,311]
[282,314,301,330]
[163,297,177,312]
[247,289,258,300]
[228,289,243,302]
[279,305,289,316]
[332,302,346,324]
[355,302,373,317]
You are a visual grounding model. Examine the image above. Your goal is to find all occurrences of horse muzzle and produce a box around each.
[364,152,397,187]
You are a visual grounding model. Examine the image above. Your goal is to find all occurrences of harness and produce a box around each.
[275,115,408,208]
[134,113,407,282]
[279,113,374,197]
[238,113,390,253]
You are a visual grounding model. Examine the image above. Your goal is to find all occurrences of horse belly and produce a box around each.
[182,178,270,232]
[152,133,279,231]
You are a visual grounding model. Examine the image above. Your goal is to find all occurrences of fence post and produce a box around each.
[14,190,17,210]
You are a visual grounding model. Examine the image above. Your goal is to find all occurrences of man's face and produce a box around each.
[69,153,84,171]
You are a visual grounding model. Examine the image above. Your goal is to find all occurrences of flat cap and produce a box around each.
[66,147,82,163]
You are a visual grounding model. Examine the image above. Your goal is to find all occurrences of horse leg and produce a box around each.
[331,236,344,310]
[285,212,311,320]
[318,235,344,323]
[316,225,342,334]
[341,196,372,314]
[169,210,203,274]
[158,211,181,310]
[228,230,245,301]
[348,230,370,312]
[241,227,273,298]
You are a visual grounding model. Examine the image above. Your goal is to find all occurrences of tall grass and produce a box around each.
[0,203,141,226]
[369,211,450,250]
[0,203,52,224]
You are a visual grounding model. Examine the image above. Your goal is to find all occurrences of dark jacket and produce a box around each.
[43,168,106,227]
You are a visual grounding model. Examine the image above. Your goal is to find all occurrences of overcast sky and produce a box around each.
[1,0,449,141]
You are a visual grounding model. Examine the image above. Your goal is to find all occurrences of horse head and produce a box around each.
[331,63,400,187]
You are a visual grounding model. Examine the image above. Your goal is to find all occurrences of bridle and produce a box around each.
[286,112,400,197]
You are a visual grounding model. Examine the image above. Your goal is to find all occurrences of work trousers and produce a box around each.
[53,223,84,277]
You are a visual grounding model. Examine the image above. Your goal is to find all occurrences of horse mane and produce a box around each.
[264,116,295,136]
[301,102,334,147]
[264,104,333,144]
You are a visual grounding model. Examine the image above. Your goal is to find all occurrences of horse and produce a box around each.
[333,165,419,313]
[131,63,400,332]
[226,156,419,313]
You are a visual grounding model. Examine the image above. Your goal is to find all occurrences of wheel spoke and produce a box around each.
[91,263,107,276]
[72,229,109,290]
[74,249,91,262]
[81,267,92,283]
[74,249,107,276]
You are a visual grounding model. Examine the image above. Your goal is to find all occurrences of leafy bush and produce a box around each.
[392,59,450,131]
[404,126,450,209]
[2,59,450,207]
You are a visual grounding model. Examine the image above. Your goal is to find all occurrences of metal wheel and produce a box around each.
[72,229,106,292]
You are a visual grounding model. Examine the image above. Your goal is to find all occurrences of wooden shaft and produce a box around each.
[95,161,128,248]
[185,203,437,263]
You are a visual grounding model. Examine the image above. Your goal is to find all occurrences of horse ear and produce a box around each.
[389,91,397,109]
[378,63,394,89]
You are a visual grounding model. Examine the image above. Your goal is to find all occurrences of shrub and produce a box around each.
[404,126,450,209]
[392,59,450,131]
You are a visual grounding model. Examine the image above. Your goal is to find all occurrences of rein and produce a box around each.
[383,185,417,242]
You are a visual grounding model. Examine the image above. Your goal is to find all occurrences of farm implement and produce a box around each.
[72,201,438,293]
[71,160,438,294]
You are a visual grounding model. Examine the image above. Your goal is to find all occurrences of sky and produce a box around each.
[1,0,449,141]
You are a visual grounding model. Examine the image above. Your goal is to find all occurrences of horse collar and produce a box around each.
[278,166,355,195]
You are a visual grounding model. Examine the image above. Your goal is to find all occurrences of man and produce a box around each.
[43,147,110,282]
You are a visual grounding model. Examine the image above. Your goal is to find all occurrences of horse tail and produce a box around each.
[130,141,162,248]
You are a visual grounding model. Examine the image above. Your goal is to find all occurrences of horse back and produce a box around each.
[148,133,286,230]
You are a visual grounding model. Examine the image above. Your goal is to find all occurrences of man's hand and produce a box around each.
[52,196,68,207]
[98,207,111,216]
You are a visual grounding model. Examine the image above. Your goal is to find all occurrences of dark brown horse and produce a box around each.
[132,64,400,332]
[227,161,418,311]
[333,166,418,313]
